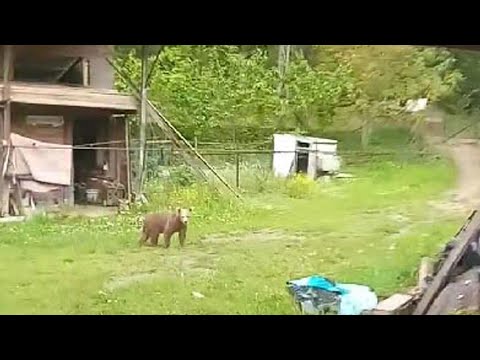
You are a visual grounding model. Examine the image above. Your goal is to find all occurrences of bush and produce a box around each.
[168,165,197,187]
[284,174,317,199]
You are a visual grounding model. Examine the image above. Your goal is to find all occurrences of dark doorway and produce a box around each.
[295,141,310,174]
[73,118,98,184]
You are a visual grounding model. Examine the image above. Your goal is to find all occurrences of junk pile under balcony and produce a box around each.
[74,173,125,207]
[1,133,72,217]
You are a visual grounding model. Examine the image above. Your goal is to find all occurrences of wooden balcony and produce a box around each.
[0,82,137,113]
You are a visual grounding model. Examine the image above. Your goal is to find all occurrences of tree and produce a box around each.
[115,45,354,142]
[279,52,354,134]
[114,45,463,146]
[316,45,463,147]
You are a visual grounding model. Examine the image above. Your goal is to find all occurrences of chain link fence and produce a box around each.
[135,127,434,196]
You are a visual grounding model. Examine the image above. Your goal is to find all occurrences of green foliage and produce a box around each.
[278,53,353,133]
[139,180,251,227]
[284,174,317,199]
[442,49,480,113]
[167,165,197,187]
[116,46,278,141]
[115,45,165,58]
[320,46,463,122]
[115,45,354,142]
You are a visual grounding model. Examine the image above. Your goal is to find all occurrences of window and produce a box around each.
[14,56,84,85]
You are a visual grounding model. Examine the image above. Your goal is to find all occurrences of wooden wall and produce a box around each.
[11,105,73,145]
[89,57,115,89]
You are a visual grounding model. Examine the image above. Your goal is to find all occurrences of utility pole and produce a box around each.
[138,45,148,195]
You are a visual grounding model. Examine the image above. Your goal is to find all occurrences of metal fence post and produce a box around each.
[235,152,240,188]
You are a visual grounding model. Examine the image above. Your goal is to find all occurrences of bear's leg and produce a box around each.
[151,231,160,246]
[179,229,187,248]
[138,231,148,246]
[164,232,173,249]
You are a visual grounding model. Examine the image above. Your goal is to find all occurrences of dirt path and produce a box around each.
[447,140,480,206]
[429,137,480,213]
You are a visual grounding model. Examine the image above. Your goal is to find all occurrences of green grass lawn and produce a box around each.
[0,151,464,314]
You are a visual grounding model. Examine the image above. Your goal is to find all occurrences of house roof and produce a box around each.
[274,133,338,145]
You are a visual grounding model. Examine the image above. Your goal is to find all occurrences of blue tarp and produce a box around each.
[287,276,378,315]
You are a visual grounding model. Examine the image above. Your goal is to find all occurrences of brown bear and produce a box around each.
[139,208,192,248]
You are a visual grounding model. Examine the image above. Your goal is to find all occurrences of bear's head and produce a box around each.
[176,207,193,225]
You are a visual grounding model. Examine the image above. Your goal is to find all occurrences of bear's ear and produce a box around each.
[189,207,194,213]
[176,207,181,214]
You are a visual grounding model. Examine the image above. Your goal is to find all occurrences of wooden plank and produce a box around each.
[1,81,123,95]
[371,294,414,315]
[1,181,9,216]
[108,116,117,180]
[12,181,25,216]
[11,93,135,110]
[64,117,74,206]
[9,128,24,216]
[0,215,25,223]
[114,118,121,183]
[413,210,480,315]
[14,103,117,119]
[0,83,137,111]
[0,45,13,216]
[3,45,12,136]
[453,210,476,238]
[89,58,114,89]
[82,59,90,86]
[11,97,135,111]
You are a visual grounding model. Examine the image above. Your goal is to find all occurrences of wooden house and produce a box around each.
[0,45,138,215]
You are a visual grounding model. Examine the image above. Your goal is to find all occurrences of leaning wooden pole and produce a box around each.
[146,100,242,199]
[106,57,241,199]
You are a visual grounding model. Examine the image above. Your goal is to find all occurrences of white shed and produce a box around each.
[272,133,340,179]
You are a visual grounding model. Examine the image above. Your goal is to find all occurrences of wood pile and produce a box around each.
[367,210,480,315]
